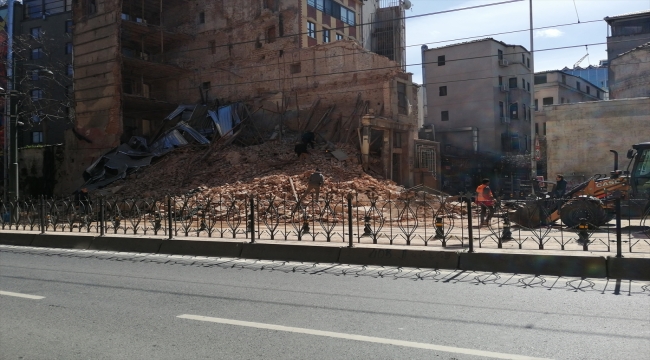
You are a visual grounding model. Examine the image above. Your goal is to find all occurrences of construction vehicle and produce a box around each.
[510,142,650,228]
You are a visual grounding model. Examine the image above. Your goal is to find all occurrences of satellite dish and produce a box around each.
[403,0,412,9]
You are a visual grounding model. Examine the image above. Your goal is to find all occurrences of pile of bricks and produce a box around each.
[103,139,403,200]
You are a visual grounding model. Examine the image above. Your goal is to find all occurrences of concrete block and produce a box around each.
[31,234,94,249]
[459,253,607,278]
[339,248,459,269]
[89,237,162,253]
[159,240,244,258]
[240,243,341,263]
[0,232,37,246]
[607,257,650,281]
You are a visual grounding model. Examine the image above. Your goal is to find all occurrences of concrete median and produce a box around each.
[0,232,37,246]
[89,236,163,253]
[159,240,244,258]
[339,247,459,269]
[31,233,94,249]
[607,257,650,281]
[241,242,341,263]
[459,252,607,278]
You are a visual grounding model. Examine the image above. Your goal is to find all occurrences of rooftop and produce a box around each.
[424,37,529,52]
[615,41,650,58]
[604,9,650,23]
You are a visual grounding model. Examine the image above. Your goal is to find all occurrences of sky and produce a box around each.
[404,0,650,84]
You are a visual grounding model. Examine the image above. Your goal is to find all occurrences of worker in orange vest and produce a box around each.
[476,178,495,226]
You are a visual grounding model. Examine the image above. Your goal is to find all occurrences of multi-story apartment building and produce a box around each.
[14,0,74,146]
[422,38,533,156]
[562,61,609,99]
[533,70,603,137]
[62,0,431,193]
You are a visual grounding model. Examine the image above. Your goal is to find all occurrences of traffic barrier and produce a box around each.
[607,257,650,281]
[459,253,607,278]
[31,234,94,249]
[159,240,244,258]
[89,236,163,253]
[0,232,36,246]
[240,242,341,263]
[339,247,459,269]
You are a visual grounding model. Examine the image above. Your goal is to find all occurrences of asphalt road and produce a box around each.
[1,245,649,360]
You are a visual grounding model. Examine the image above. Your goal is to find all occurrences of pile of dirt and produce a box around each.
[101,138,404,200]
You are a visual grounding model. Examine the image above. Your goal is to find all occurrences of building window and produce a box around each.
[562,74,566,84]
[543,122,547,135]
[31,69,40,81]
[498,49,503,60]
[65,42,73,54]
[437,55,445,66]
[199,11,205,24]
[499,101,504,118]
[522,78,525,89]
[31,48,43,60]
[576,81,581,91]
[32,131,44,144]
[65,20,73,34]
[66,85,73,96]
[441,110,449,121]
[308,0,315,7]
[31,27,41,39]
[439,86,447,96]
[87,0,97,15]
[267,26,277,43]
[336,33,343,41]
[307,21,316,38]
[586,86,591,95]
[393,132,402,148]
[521,54,525,64]
[509,77,517,89]
[498,76,503,86]
[290,63,301,74]
[527,57,530,68]
[542,97,553,106]
[510,103,518,120]
[31,89,44,101]
[67,64,73,76]
[596,89,600,99]
[535,123,539,135]
[322,28,330,43]
[202,82,211,90]
[523,104,527,120]
[209,40,216,54]
[534,74,547,84]
[397,82,407,115]
[527,82,530,92]
[534,99,538,110]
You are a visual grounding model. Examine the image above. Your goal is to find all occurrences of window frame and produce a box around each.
[307,21,316,38]
[441,110,449,122]
[31,48,44,60]
[322,28,330,43]
[437,55,445,66]
[32,131,44,144]
[30,27,42,39]
[439,86,447,96]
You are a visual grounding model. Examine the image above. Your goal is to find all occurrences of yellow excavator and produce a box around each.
[510,142,650,228]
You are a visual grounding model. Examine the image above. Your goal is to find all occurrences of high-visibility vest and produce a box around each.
[476,184,492,202]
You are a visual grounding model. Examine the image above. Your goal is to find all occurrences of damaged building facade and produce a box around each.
[62,0,436,194]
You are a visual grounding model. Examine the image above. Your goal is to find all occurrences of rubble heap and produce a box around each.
[103,139,404,200]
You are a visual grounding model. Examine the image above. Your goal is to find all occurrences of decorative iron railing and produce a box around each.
[1,192,648,254]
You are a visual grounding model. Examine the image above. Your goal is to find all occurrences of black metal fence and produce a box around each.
[1,192,648,254]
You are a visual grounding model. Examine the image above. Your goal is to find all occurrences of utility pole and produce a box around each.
[529,0,536,194]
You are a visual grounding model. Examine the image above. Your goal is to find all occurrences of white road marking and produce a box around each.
[0,290,45,300]
[177,314,552,360]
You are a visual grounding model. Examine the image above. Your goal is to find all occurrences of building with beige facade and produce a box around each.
[62,0,435,193]
[421,38,533,156]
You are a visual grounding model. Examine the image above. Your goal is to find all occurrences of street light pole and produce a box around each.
[4,0,16,201]
[529,0,536,194]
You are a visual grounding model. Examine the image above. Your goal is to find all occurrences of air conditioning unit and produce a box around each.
[500,116,510,124]
[498,59,509,67]
[500,84,509,92]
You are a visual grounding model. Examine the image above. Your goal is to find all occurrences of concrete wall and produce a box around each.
[609,44,650,99]
[541,98,650,185]
[422,39,532,155]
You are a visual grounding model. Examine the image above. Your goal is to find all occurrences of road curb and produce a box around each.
[241,242,341,263]
[160,240,244,258]
[0,232,36,246]
[89,237,163,253]
[339,247,459,269]
[607,257,650,281]
[31,234,94,249]
[459,252,607,278]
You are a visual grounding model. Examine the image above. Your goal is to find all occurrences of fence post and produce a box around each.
[167,196,173,240]
[39,196,45,234]
[347,193,353,248]
[99,197,105,236]
[615,198,623,258]
[466,197,474,253]
[250,195,255,244]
